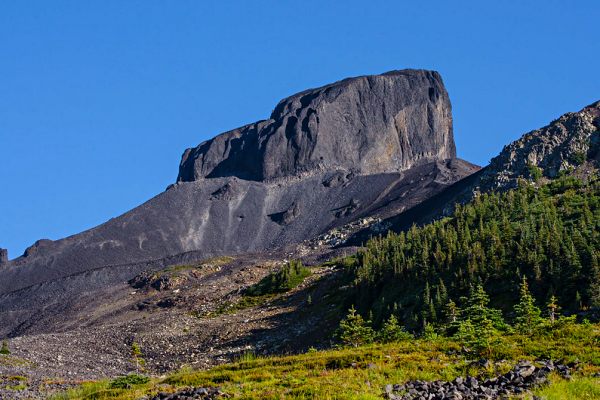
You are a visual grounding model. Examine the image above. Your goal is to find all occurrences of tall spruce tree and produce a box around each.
[338,306,374,347]
[514,277,542,334]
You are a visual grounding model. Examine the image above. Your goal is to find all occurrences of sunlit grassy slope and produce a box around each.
[52,323,600,400]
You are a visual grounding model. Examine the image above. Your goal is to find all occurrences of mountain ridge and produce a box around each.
[0,69,474,297]
[0,72,598,400]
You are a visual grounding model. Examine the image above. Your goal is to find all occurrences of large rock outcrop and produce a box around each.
[348,100,600,242]
[479,100,600,190]
[0,248,7,266]
[0,69,475,298]
[178,70,455,182]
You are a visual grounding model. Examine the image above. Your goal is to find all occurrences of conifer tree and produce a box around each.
[338,306,374,347]
[462,284,506,330]
[0,340,9,355]
[378,314,412,343]
[456,285,501,356]
[514,277,542,334]
[547,295,560,324]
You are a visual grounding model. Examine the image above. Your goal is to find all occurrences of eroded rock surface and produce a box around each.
[178,69,455,182]
[0,69,474,298]
[479,100,600,190]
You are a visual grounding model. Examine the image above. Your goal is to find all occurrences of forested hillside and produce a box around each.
[345,174,600,330]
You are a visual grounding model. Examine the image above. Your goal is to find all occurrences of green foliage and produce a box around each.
[205,260,312,317]
[131,342,145,372]
[0,340,10,355]
[245,260,311,296]
[343,175,599,330]
[109,374,150,389]
[378,314,413,343]
[514,277,543,334]
[131,342,142,358]
[236,351,258,363]
[570,151,587,165]
[461,285,507,331]
[422,323,439,340]
[534,376,600,400]
[53,322,600,400]
[442,300,460,335]
[337,306,375,347]
[528,163,543,181]
[547,295,560,324]
[452,285,502,356]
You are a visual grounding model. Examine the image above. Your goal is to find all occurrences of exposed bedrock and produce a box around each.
[0,248,7,266]
[0,69,474,297]
[177,69,456,182]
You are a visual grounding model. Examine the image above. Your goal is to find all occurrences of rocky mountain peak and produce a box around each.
[479,100,600,190]
[177,69,456,183]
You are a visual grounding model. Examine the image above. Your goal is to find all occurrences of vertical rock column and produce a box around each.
[0,248,7,266]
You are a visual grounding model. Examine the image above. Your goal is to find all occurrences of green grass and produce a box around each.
[5,383,28,391]
[201,294,275,318]
[0,354,34,368]
[245,261,311,297]
[157,256,235,277]
[533,376,600,399]
[1,375,29,392]
[201,261,312,318]
[51,323,600,400]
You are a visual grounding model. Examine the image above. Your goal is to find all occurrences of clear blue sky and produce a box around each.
[1,1,598,258]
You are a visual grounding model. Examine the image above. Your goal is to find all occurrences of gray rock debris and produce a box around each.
[384,360,574,400]
[149,387,228,400]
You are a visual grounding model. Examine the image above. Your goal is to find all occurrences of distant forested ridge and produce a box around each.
[344,174,600,330]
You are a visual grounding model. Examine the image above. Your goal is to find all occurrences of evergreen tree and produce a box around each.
[422,323,438,340]
[131,342,144,372]
[514,277,542,334]
[378,314,412,343]
[443,299,460,335]
[462,285,506,330]
[547,295,560,325]
[338,306,375,347]
[345,176,599,330]
[456,286,501,356]
[0,340,9,355]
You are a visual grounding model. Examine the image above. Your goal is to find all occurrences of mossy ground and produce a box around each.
[51,323,600,399]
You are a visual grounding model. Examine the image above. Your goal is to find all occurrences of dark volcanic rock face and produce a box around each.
[0,69,475,306]
[0,248,7,266]
[178,70,455,182]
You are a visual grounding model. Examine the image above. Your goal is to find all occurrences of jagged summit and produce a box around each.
[479,100,600,190]
[177,69,455,182]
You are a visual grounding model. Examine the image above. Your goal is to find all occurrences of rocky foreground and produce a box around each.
[384,360,573,400]
[120,360,576,400]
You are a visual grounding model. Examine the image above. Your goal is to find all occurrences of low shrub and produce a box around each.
[109,374,150,389]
